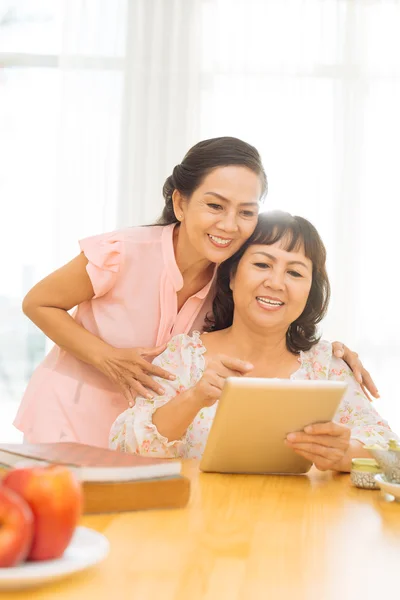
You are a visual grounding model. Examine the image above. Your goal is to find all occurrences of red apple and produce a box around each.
[2,465,83,561]
[0,486,34,567]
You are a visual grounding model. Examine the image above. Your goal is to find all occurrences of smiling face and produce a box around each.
[230,239,313,332]
[172,166,262,264]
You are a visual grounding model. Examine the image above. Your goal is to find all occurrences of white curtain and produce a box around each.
[52,0,202,269]
[51,0,126,266]
[1,0,400,438]
[118,0,202,227]
[198,0,400,426]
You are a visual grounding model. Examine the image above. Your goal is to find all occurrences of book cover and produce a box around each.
[82,476,191,514]
[0,442,181,482]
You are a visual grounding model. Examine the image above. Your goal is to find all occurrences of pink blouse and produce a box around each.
[14,224,216,448]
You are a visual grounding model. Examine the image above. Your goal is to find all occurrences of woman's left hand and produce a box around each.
[285,422,351,471]
[331,341,379,400]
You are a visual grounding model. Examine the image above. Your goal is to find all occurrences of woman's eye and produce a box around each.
[254,262,270,269]
[241,210,256,218]
[288,270,302,278]
[207,203,223,210]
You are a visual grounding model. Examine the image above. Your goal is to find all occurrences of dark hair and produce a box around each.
[156,136,268,225]
[205,211,331,354]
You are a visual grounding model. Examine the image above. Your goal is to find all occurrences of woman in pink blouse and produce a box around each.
[110,211,396,472]
[15,137,374,448]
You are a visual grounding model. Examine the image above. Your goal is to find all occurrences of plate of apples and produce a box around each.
[0,464,109,590]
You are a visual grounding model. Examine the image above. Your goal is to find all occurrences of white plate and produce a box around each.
[375,474,400,501]
[0,526,109,590]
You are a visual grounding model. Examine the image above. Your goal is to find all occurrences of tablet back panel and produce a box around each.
[199,378,347,474]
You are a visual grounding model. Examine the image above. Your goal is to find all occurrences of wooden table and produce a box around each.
[4,461,400,600]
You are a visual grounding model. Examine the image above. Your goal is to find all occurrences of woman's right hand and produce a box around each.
[97,344,176,403]
[191,355,254,408]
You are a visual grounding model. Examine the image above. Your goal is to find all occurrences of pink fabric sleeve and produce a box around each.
[79,231,123,298]
[307,341,397,447]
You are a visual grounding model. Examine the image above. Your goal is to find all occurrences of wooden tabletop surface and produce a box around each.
[3,460,400,600]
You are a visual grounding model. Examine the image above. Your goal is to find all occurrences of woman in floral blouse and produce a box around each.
[110,211,396,472]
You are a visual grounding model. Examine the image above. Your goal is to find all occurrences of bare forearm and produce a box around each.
[24,305,111,369]
[152,389,202,442]
[333,440,371,473]
[21,252,111,369]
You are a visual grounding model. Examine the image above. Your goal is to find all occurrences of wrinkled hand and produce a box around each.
[332,341,379,400]
[285,421,351,471]
[98,344,175,405]
[192,355,253,408]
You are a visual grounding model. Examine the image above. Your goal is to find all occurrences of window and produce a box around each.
[198,0,400,427]
[0,1,126,440]
[2,0,400,440]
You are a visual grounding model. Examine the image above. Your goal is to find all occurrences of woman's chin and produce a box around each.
[248,316,285,331]
[202,237,241,263]
[246,309,292,333]
[205,248,234,263]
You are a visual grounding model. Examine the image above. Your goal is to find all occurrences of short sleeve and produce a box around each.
[79,231,123,298]
[109,332,206,458]
[301,341,397,447]
[328,356,396,446]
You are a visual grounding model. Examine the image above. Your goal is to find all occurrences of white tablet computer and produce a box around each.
[199,378,348,475]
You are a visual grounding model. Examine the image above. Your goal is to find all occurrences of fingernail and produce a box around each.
[245,363,254,370]
[157,388,165,395]
[334,351,343,357]
[287,433,296,442]
[146,393,154,399]
[128,402,133,408]
[375,392,380,398]
[168,375,176,381]
[356,374,362,383]
[304,425,313,434]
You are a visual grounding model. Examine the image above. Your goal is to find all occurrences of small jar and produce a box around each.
[389,439,400,451]
[351,458,382,490]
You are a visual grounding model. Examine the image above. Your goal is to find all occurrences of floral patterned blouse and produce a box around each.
[109,332,395,458]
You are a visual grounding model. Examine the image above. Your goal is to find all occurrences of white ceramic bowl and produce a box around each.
[369,447,400,484]
[0,526,109,590]
[374,474,400,501]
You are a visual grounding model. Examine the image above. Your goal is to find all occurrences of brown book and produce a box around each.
[0,442,180,481]
[0,442,190,513]
[82,476,190,514]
